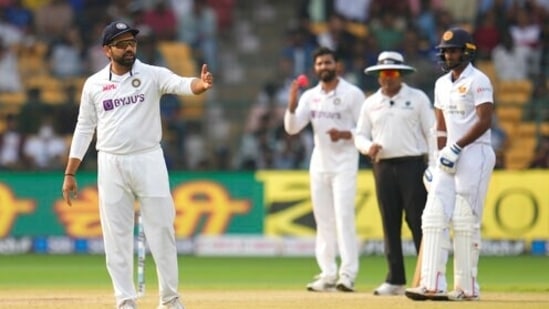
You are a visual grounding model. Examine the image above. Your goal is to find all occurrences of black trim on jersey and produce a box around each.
[108,64,133,81]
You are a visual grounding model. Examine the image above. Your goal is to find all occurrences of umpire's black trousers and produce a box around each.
[373,155,427,285]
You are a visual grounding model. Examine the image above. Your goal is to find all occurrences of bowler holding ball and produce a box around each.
[284,47,365,292]
[297,74,309,87]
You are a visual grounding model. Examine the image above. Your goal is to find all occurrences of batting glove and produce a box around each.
[423,166,433,192]
[438,143,462,174]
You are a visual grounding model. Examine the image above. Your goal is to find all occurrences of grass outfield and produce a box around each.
[0,255,547,308]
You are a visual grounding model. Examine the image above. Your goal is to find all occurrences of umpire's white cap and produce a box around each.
[364,51,416,75]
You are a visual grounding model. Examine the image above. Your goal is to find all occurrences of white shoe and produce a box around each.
[336,274,355,292]
[404,286,447,301]
[119,299,137,309]
[373,282,405,296]
[306,275,336,292]
[157,297,185,309]
[447,289,480,301]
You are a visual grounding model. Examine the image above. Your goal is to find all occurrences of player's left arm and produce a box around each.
[435,107,447,150]
[327,128,351,141]
[455,102,493,148]
[455,75,494,148]
[438,103,492,174]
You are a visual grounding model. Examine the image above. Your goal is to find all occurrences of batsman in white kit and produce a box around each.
[284,47,364,292]
[405,27,495,301]
[61,21,213,309]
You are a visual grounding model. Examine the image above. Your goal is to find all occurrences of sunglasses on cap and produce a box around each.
[378,70,401,78]
[109,39,137,49]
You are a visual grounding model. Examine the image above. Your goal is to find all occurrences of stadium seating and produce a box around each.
[15,41,49,77]
[476,60,497,83]
[309,21,368,38]
[504,122,539,169]
[495,80,533,105]
[0,92,26,108]
[345,21,369,38]
[0,92,26,132]
[496,105,522,123]
[157,41,205,120]
[489,77,538,169]
[541,123,549,136]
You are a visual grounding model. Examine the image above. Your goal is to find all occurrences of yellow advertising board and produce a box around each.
[257,170,549,242]
[483,170,549,241]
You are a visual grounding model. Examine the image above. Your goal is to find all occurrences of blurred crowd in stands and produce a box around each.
[0,0,548,171]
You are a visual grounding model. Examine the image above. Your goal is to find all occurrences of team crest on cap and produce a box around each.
[131,78,141,88]
[116,22,128,30]
[442,30,453,41]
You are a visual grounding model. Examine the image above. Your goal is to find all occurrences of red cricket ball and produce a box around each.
[297,74,309,87]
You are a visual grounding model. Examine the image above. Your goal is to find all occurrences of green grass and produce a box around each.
[0,255,547,292]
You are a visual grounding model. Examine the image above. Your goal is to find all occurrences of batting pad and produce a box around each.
[421,195,451,292]
[452,195,480,296]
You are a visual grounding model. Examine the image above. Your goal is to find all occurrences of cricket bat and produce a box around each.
[137,211,146,297]
[411,240,423,287]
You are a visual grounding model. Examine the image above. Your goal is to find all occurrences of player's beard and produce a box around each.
[112,52,136,68]
[445,59,460,70]
[443,55,467,72]
[318,69,337,83]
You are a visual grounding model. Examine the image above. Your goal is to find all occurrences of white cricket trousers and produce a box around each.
[97,147,180,306]
[433,143,495,220]
[424,143,495,292]
[310,169,359,280]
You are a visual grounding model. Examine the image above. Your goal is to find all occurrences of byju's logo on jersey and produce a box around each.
[102,94,145,111]
[103,99,114,110]
[310,110,341,119]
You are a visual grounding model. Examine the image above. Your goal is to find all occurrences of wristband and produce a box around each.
[450,143,462,154]
[436,130,447,137]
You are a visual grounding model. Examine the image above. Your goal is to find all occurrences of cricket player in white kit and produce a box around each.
[284,47,365,292]
[405,27,495,301]
[61,21,213,309]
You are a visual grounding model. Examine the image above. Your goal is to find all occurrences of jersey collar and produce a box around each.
[447,63,474,82]
[108,59,142,81]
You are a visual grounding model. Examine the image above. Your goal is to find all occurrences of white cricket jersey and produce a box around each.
[284,77,365,173]
[69,59,194,159]
[355,83,434,160]
[434,63,493,145]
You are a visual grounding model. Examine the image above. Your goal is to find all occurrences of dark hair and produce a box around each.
[313,46,338,62]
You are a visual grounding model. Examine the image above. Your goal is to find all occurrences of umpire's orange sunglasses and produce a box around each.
[378,70,401,78]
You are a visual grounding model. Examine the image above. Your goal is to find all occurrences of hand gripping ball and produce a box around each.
[297,74,309,87]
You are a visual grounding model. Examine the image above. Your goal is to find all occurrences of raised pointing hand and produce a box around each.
[200,64,213,90]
